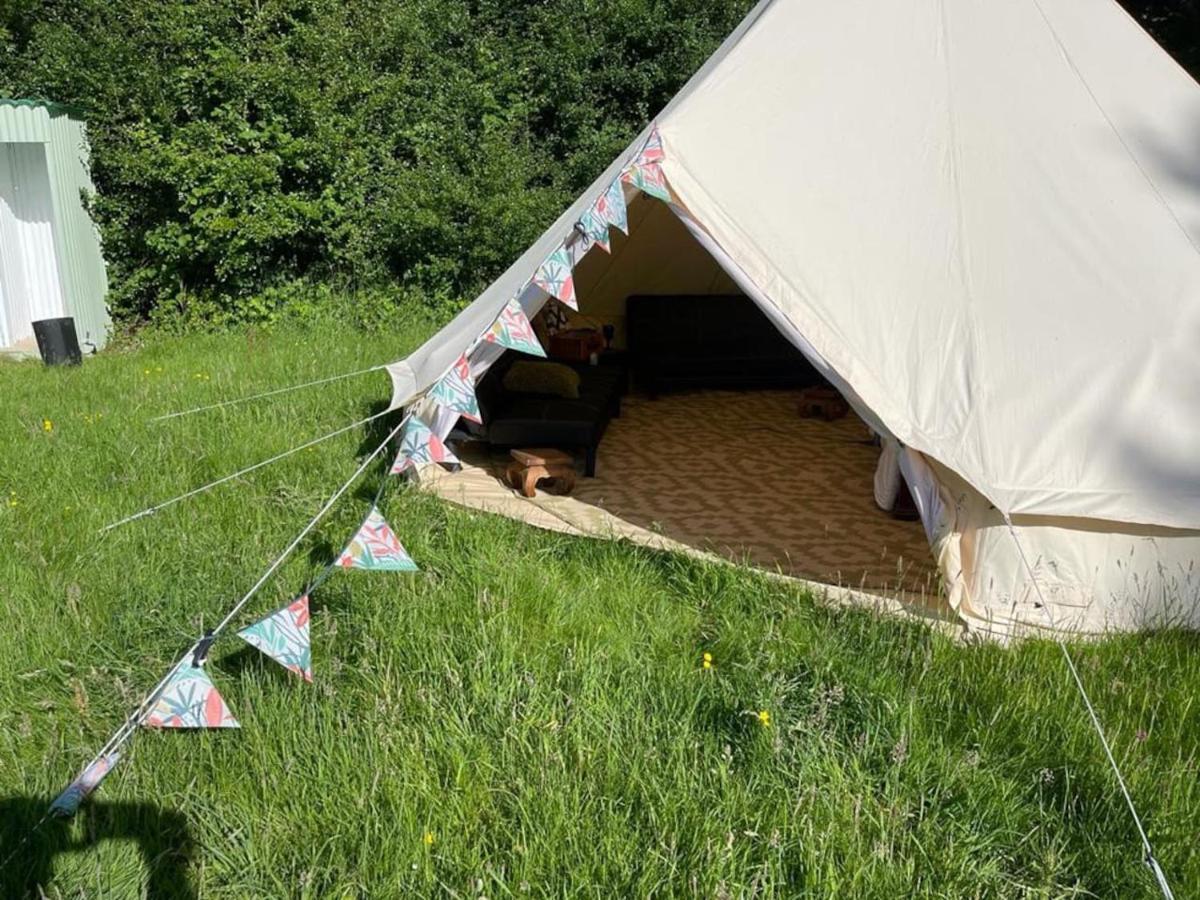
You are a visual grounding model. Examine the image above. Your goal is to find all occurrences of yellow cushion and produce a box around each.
[502,361,580,399]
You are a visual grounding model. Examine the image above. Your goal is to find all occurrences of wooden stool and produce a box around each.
[506,448,577,498]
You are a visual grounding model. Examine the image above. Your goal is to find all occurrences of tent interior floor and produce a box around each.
[421,387,948,616]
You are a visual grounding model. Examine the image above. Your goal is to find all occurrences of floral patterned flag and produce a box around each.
[390,415,460,475]
[428,354,481,423]
[483,298,546,357]
[335,505,418,571]
[143,663,238,729]
[620,125,671,202]
[595,178,629,235]
[238,595,312,682]
[50,752,121,817]
[531,246,577,309]
[577,208,611,254]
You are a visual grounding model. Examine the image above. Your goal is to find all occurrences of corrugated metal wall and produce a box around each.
[0,101,110,351]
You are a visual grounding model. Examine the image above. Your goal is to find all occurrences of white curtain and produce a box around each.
[0,142,66,347]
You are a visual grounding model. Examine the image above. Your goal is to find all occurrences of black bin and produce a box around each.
[33,317,83,366]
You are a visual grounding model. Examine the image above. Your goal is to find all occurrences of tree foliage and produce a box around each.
[0,0,751,321]
[1,0,1196,325]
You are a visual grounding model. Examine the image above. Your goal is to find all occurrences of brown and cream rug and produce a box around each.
[422,388,941,600]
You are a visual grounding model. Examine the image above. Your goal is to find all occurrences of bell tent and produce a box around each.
[380,0,1200,638]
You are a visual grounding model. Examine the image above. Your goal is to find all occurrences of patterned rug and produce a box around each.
[570,389,939,595]
[435,388,941,598]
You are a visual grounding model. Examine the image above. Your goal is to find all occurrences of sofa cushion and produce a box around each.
[502,360,581,399]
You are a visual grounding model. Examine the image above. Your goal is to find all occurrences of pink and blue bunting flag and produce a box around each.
[636,126,665,164]
[50,752,121,817]
[621,125,671,202]
[238,595,312,682]
[428,354,481,423]
[391,415,460,475]
[143,663,238,729]
[531,246,577,309]
[483,298,546,357]
[335,505,418,571]
[577,208,611,253]
[595,178,629,235]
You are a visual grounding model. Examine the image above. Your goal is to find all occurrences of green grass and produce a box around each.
[0,322,1197,898]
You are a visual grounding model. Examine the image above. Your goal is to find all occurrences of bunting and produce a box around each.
[335,505,418,571]
[594,178,629,236]
[390,415,461,475]
[483,298,546,357]
[577,208,612,254]
[531,247,577,309]
[428,354,481,423]
[238,595,312,682]
[50,752,121,817]
[621,126,670,202]
[144,663,239,729]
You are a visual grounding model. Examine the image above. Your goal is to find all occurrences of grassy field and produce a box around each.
[0,321,1197,898]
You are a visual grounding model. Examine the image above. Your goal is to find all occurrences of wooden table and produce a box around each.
[506,448,577,498]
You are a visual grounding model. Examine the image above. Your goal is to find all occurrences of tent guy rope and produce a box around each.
[100,408,395,533]
[1001,513,1174,900]
[148,364,386,423]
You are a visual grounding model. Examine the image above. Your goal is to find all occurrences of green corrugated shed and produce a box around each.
[0,98,109,352]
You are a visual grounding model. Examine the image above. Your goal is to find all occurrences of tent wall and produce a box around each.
[395,0,1200,635]
[0,101,109,352]
[918,456,1200,637]
[655,0,1200,530]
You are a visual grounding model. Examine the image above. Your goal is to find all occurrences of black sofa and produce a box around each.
[471,352,625,477]
[627,294,823,394]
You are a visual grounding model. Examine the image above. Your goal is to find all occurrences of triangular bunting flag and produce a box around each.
[335,505,418,571]
[390,415,461,475]
[636,125,665,164]
[577,208,611,254]
[531,246,577,309]
[50,752,121,818]
[620,125,671,202]
[428,354,481,423]
[238,595,312,682]
[483,297,546,357]
[144,662,239,729]
[595,178,629,235]
[621,162,670,202]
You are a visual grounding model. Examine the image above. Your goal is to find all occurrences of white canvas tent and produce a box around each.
[386,0,1200,638]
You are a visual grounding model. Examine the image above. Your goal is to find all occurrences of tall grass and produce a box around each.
[1,324,1196,897]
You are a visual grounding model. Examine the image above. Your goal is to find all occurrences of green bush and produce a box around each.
[0,0,752,325]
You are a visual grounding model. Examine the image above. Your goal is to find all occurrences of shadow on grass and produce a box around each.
[0,797,195,899]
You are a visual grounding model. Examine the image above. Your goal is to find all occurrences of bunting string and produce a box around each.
[56,415,409,809]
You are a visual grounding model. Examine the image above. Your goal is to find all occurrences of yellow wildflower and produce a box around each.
[757,709,771,727]
[702,652,713,670]
[143,368,150,375]
[42,418,53,433]
[422,830,435,847]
